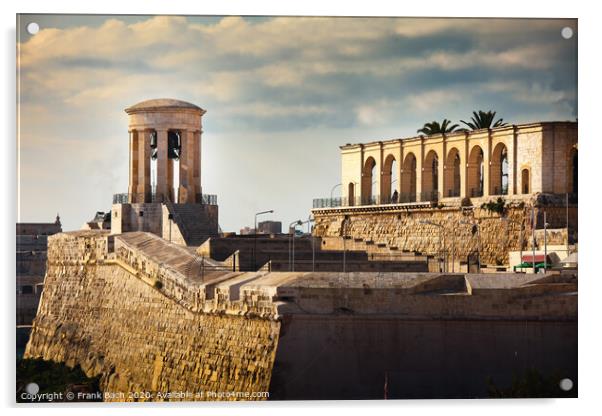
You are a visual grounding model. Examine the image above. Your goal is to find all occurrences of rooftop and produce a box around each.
[125,98,204,114]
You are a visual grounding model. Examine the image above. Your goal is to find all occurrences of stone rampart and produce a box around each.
[25,230,577,400]
[25,231,280,401]
[313,194,577,266]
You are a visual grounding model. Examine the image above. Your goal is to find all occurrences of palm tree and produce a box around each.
[460,110,508,130]
[417,119,459,135]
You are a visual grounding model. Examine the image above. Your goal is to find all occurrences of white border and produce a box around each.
[2,1,600,415]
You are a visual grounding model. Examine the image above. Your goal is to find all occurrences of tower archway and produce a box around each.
[490,143,508,195]
[444,147,461,198]
[400,153,417,202]
[422,150,439,201]
[361,157,377,205]
[467,145,484,197]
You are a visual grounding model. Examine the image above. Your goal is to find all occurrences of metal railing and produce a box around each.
[419,191,439,203]
[113,192,218,205]
[312,192,439,208]
[470,188,483,197]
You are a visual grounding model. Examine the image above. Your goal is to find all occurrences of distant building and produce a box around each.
[258,221,282,234]
[16,215,62,356]
[82,211,111,230]
[239,226,255,235]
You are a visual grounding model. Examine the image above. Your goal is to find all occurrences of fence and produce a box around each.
[112,192,218,205]
[312,192,440,208]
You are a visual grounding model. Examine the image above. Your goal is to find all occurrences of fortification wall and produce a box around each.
[25,231,577,400]
[25,232,279,401]
[313,195,577,266]
[271,316,576,399]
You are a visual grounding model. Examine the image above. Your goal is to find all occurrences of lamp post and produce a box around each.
[289,220,302,271]
[420,220,445,272]
[307,214,315,272]
[330,183,342,207]
[254,210,274,270]
[341,217,350,272]
[391,178,398,204]
[531,205,536,274]
[544,212,548,273]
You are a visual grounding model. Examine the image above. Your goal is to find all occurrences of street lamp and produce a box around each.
[341,217,350,272]
[420,220,445,272]
[306,214,316,272]
[289,220,303,271]
[544,212,549,273]
[330,183,342,207]
[254,210,274,270]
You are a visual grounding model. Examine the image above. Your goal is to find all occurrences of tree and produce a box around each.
[460,110,508,130]
[417,119,459,135]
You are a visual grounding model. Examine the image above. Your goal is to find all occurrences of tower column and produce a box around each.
[178,129,195,203]
[193,130,202,202]
[128,130,139,201]
[156,128,169,202]
[136,129,151,203]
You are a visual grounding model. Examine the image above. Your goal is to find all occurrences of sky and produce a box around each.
[16,15,577,232]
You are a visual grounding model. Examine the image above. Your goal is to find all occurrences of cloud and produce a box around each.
[17,15,577,231]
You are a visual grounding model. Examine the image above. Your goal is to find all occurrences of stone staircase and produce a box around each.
[167,203,217,246]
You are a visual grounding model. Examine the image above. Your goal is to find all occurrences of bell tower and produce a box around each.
[125,98,205,203]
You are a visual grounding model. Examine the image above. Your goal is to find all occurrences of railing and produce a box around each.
[419,191,439,203]
[491,185,509,196]
[113,192,218,205]
[470,188,483,197]
[312,192,439,208]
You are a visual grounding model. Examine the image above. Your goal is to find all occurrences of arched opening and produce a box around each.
[422,150,439,201]
[361,157,377,205]
[467,145,484,197]
[400,153,417,202]
[150,130,158,199]
[568,148,578,195]
[490,143,508,195]
[381,154,397,203]
[444,148,461,197]
[521,168,530,194]
[348,182,355,206]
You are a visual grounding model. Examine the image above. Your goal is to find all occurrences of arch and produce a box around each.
[421,150,439,201]
[348,182,355,206]
[521,168,530,194]
[467,145,484,197]
[444,147,461,198]
[400,152,417,202]
[568,147,578,195]
[490,143,509,195]
[361,157,377,205]
[381,154,397,203]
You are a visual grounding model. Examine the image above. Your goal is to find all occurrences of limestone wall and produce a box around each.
[270,317,576,399]
[24,231,577,400]
[111,203,163,236]
[25,232,280,401]
[313,195,577,266]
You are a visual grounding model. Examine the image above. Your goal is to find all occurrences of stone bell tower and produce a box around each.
[125,98,205,203]
[112,99,218,246]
